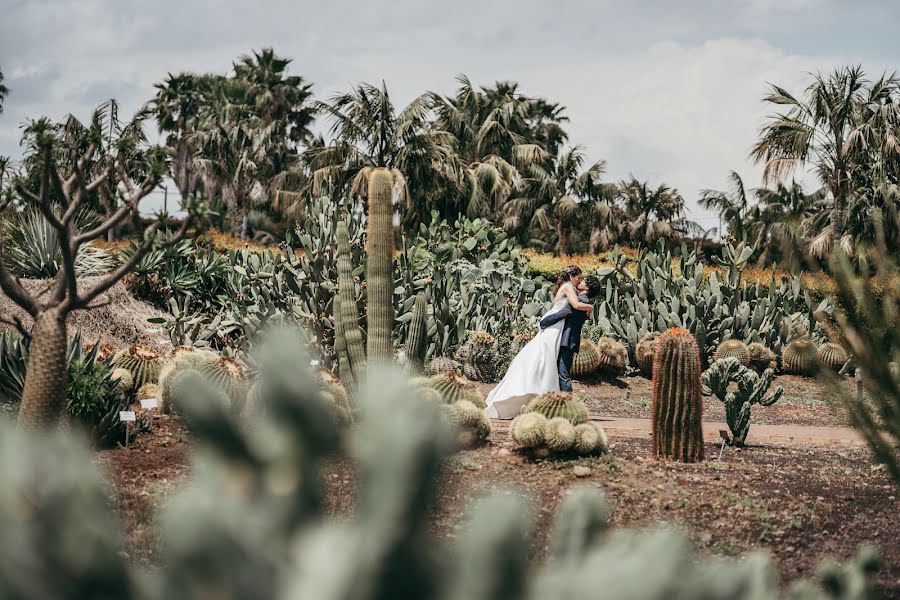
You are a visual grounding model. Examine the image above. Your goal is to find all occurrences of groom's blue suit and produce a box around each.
[539,292,590,392]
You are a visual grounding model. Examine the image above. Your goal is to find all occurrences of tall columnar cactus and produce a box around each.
[818,342,849,372]
[636,332,661,377]
[333,294,353,389]
[782,337,820,376]
[650,328,704,462]
[404,293,428,374]
[596,338,628,378]
[336,220,366,389]
[702,357,783,447]
[365,168,395,364]
[713,339,750,366]
[747,342,776,373]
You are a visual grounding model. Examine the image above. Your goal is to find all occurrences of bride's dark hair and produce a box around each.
[553,265,582,295]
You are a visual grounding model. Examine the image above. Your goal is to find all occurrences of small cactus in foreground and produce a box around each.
[713,339,750,366]
[651,328,704,462]
[747,342,776,373]
[782,338,820,376]
[636,332,661,377]
[510,411,608,458]
[818,342,849,372]
[524,392,589,425]
[112,344,162,389]
[544,417,577,452]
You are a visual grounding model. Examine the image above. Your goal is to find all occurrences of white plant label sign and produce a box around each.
[119,411,136,422]
[140,398,158,410]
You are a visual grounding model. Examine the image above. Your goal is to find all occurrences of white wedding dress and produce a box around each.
[484,284,573,419]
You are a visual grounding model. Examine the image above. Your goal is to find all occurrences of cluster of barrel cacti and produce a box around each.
[424,356,463,376]
[455,331,500,382]
[702,357,783,447]
[651,328,705,462]
[0,338,880,599]
[409,372,490,447]
[571,337,628,379]
[158,346,247,414]
[111,344,163,391]
[713,339,750,366]
[509,392,607,458]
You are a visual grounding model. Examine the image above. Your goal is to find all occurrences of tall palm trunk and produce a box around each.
[17,308,68,429]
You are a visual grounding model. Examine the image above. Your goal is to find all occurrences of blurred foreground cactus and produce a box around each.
[702,357,783,447]
[0,330,882,598]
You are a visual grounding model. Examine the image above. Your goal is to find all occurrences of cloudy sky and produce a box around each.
[1,0,898,227]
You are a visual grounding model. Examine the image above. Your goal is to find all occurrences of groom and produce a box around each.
[540,274,602,392]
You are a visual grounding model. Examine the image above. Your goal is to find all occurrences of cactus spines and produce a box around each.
[636,332,661,377]
[137,383,158,401]
[782,338,820,376]
[443,400,491,447]
[573,422,609,455]
[524,392,589,425]
[713,339,750,366]
[510,412,547,449]
[544,417,576,452]
[404,293,429,375]
[572,340,602,377]
[425,357,462,376]
[336,220,366,390]
[195,356,248,410]
[112,344,162,389]
[456,331,499,383]
[365,168,395,365]
[650,328,704,462]
[818,342,849,372]
[702,357,783,447]
[427,372,485,409]
[747,342,776,373]
[596,337,628,378]
[110,368,134,394]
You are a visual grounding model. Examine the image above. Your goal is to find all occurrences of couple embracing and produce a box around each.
[485,266,602,419]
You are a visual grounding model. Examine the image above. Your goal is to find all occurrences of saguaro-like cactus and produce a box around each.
[336,220,366,388]
[651,328,704,462]
[702,357,783,447]
[404,293,428,374]
[366,168,395,364]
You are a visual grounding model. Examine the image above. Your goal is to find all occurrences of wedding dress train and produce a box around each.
[484,290,571,419]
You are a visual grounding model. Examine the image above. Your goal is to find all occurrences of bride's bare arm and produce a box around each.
[563,284,593,313]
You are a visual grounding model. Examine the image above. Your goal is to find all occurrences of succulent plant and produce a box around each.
[818,342,849,372]
[425,357,462,376]
[441,399,491,447]
[573,422,609,455]
[112,345,162,389]
[571,340,602,378]
[335,220,366,393]
[110,368,134,394]
[427,372,485,408]
[404,293,429,375]
[136,383,158,401]
[782,338,820,376]
[525,392,589,425]
[713,339,750,367]
[456,331,499,383]
[747,342,777,373]
[194,356,248,411]
[510,412,547,449]
[544,417,577,452]
[703,357,783,447]
[366,168,395,365]
[636,332,661,377]
[596,337,628,378]
[651,328,704,462]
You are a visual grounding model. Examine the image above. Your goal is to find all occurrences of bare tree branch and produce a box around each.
[72,214,191,309]
[0,237,38,316]
[0,314,30,337]
[73,177,156,245]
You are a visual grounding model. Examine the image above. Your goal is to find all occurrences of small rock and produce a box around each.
[498,448,511,457]
[573,466,592,478]
[700,532,712,544]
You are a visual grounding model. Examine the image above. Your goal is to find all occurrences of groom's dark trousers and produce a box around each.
[540,293,590,392]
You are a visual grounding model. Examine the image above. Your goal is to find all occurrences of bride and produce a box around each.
[485,266,593,419]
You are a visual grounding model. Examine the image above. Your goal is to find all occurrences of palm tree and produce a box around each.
[699,171,752,241]
[748,181,825,268]
[752,66,872,250]
[0,68,8,113]
[509,146,607,254]
[306,81,459,224]
[616,176,694,244]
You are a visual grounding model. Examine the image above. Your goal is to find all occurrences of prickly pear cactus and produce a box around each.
[112,344,162,389]
[713,339,750,367]
[818,342,849,372]
[425,357,462,376]
[572,339,602,377]
[636,332,661,377]
[702,357,783,447]
[782,338,820,376]
[596,337,628,378]
[747,342,776,373]
[651,328,704,462]
[524,392,589,425]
